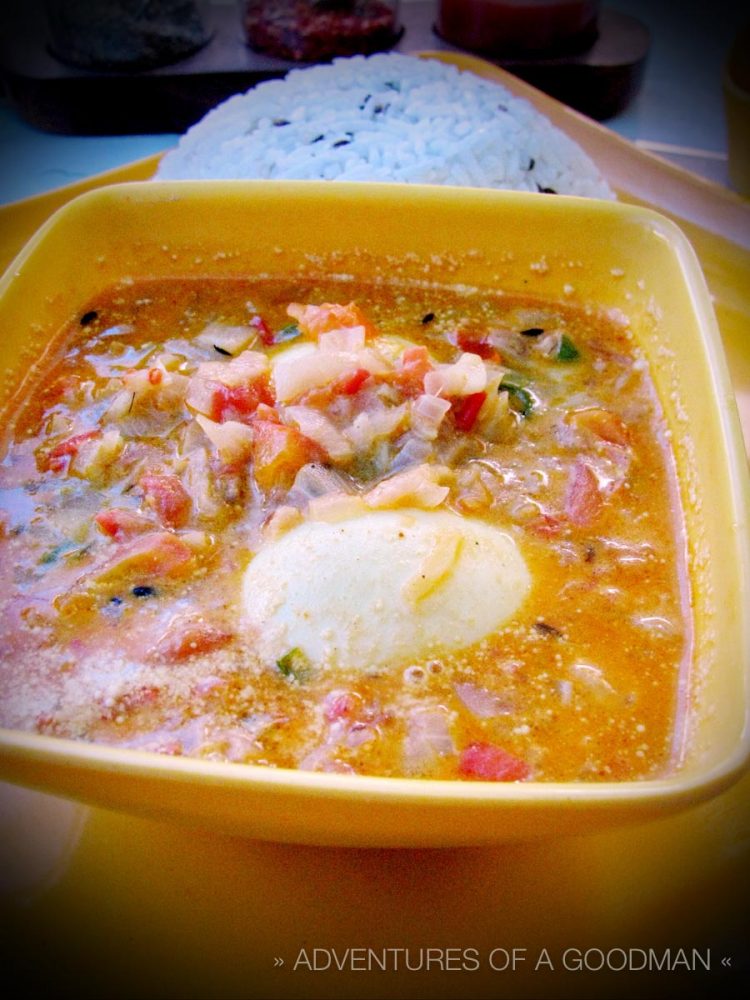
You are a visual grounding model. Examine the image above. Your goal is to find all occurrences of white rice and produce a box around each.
[157,53,613,198]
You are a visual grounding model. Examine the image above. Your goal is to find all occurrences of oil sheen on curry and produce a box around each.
[0,277,690,782]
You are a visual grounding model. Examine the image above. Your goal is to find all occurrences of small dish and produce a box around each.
[0,180,747,846]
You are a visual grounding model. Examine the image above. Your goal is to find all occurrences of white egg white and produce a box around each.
[242,508,530,671]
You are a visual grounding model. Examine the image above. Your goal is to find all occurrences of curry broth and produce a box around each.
[0,277,690,781]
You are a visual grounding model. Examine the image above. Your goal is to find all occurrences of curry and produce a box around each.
[0,276,690,781]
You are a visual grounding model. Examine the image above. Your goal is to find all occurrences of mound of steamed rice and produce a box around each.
[156,53,613,198]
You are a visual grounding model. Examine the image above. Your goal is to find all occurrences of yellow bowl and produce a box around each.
[0,180,748,847]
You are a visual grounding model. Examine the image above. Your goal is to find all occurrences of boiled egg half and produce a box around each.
[242,508,530,671]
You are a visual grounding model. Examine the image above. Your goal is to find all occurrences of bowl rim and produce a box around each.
[0,179,748,830]
[2,723,749,809]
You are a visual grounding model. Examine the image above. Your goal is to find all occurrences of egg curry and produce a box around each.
[0,277,690,781]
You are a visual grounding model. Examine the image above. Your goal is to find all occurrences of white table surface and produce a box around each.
[0,0,745,204]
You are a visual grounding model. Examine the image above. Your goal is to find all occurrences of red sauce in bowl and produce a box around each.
[241,0,402,63]
[436,0,600,58]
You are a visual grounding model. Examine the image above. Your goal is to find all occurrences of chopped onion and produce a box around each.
[476,382,512,443]
[306,492,368,523]
[345,723,378,749]
[238,712,275,739]
[195,414,254,464]
[284,406,353,462]
[389,435,434,473]
[454,682,510,718]
[71,430,124,482]
[118,367,188,411]
[410,393,451,440]
[403,706,455,773]
[287,462,353,504]
[424,352,487,397]
[298,744,356,774]
[631,614,677,636]
[195,349,269,388]
[557,679,573,705]
[185,376,217,417]
[355,347,391,376]
[318,326,366,353]
[103,388,136,422]
[571,663,618,701]
[344,403,407,452]
[195,322,257,356]
[364,463,451,510]
[273,351,355,402]
[537,330,563,357]
[183,447,223,520]
[262,505,303,542]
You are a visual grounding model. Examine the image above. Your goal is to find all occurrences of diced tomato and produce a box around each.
[121,685,160,710]
[211,379,274,423]
[150,615,233,662]
[251,420,320,491]
[250,314,274,346]
[324,691,358,723]
[569,407,630,447]
[35,712,61,735]
[297,368,372,408]
[525,513,563,538]
[392,345,433,397]
[564,459,603,527]
[95,507,155,541]
[41,374,80,408]
[452,391,487,432]
[193,675,227,697]
[456,331,499,361]
[93,531,194,584]
[98,684,161,722]
[336,368,370,396]
[45,430,100,472]
[254,403,281,422]
[147,367,163,386]
[287,302,373,338]
[139,473,192,529]
[458,741,531,781]
[145,740,183,756]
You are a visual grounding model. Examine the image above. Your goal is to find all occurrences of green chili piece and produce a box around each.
[38,540,79,565]
[557,334,580,361]
[499,376,534,417]
[274,323,302,344]
[276,647,311,682]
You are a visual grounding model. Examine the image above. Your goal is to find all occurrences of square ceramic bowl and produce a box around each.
[0,181,748,847]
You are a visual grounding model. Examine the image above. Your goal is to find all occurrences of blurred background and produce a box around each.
[0,0,747,201]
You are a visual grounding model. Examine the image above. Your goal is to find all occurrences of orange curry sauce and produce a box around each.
[0,277,691,781]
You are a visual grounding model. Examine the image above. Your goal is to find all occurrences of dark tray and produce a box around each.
[0,2,649,135]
